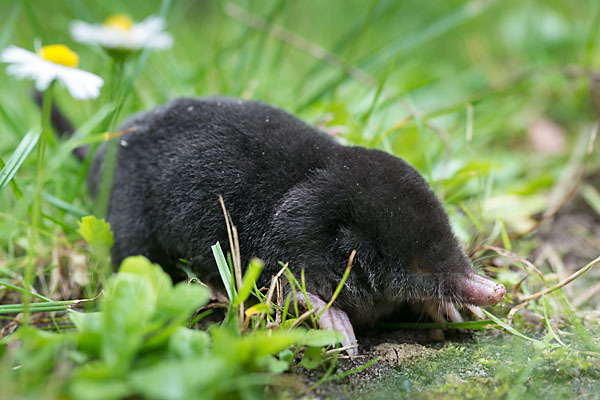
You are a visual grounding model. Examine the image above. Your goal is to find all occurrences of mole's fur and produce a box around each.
[85,97,504,351]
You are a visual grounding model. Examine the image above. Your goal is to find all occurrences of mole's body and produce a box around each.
[88,97,505,354]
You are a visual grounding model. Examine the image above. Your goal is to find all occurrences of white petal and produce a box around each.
[71,16,173,51]
[0,46,40,64]
[135,16,166,32]
[71,21,104,43]
[147,32,173,49]
[33,66,57,91]
[2,44,103,99]
[55,65,103,100]
[5,57,59,90]
[71,20,129,48]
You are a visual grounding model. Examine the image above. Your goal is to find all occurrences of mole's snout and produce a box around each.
[456,272,506,306]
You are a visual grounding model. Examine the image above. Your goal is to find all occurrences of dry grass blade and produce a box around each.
[218,195,244,323]
[506,301,528,325]
[276,278,284,325]
[482,245,547,284]
[508,255,600,322]
[573,281,600,307]
[325,343,359,354]
[265,262,288,306]
[290,308,317,328]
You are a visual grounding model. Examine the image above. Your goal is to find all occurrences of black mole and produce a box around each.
[87,97,505,354]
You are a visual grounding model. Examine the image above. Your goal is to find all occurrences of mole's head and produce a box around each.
[268,146,505,310]
[334,147,505,307]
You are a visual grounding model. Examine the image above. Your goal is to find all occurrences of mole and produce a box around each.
[55,97,506,355]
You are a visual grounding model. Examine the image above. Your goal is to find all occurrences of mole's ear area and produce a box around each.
[335,225,375,266]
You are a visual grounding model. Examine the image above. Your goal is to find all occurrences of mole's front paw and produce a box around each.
[297,292,358,356]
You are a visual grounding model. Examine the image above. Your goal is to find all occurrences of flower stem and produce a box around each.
[24,82,54,328]
[94,57,126,218]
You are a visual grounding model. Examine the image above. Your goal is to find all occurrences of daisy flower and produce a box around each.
[71,14,173,51]
[0,44,103,100]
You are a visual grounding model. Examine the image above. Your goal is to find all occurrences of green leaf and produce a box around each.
[119,256,172,302]
[499,219,512,251]
[278,349,294,365]
[157,282,210,321]
[233,257,264,306]
[299,346,323,370]
[68,378,131,400]
[69,312,103,357]
[0,129,40,195]
[100,273,155,371]
[481,308,542,344]
[298,329,344,347]
[211,328,304,365]
[129,358,228,399]
[0,156,22,198]
[211,242,235,301]
[77,215,114,252]
[169,327,210,360]
[255,354,290,374]
[43,192,87,217]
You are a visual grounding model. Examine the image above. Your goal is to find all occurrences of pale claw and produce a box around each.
[297,292,358,356]
[421,300,463,323]
[465,304,485,320]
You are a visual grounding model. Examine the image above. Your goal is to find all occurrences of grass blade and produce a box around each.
[212,241,235,301]
[234,257,264,307]
[0,130,40,195]
[378,320,497,330]
[481,308,541,344]
[359,0,496,72]
[42,192,88,217]
[0,280,52,302]
[0,157,22,199]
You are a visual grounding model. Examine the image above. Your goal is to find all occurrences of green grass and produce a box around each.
[1,0,600,398]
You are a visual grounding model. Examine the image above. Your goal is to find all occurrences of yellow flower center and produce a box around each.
[104,14,134,31]
[37,44,79,68]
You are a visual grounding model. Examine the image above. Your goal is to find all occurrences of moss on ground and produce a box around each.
[352,331,600,400]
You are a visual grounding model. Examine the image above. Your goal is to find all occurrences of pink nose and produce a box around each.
[457,273,506,306]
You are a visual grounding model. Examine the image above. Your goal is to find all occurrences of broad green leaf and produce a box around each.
[100,273,155,370]
[212,329,304,365]
[278,349,294,365]
[299,346,323,370]
[255,354,290,374]
[169,327,210,360]
[129,358,228,400]
[68,378,131,400]
[119,256,172,302]
[298,329,344,347]
[69,312,103,356]
[77,215,114,252]
[154,282,210,325]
